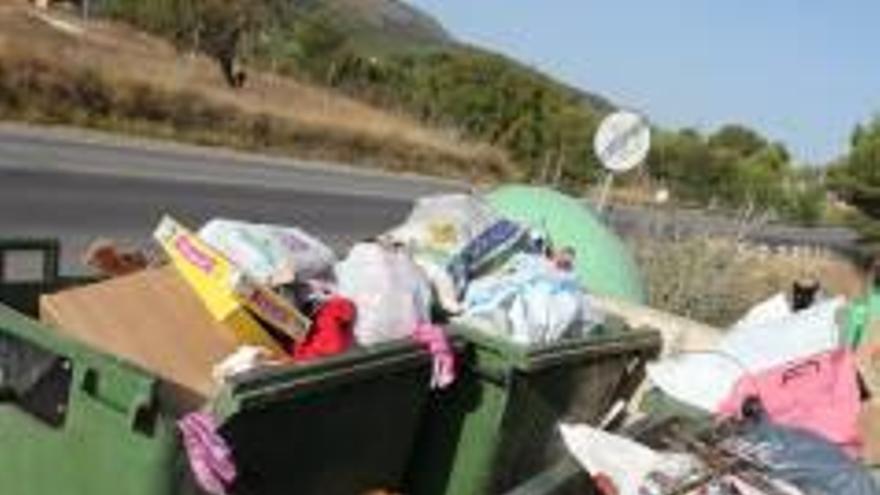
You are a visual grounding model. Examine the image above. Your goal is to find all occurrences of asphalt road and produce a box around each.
[0,124,464,274]
[0,123,861,278]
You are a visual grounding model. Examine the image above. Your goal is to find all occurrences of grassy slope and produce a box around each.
[0,3,514,181]
[85,0,615,189]
[296,0,452,48]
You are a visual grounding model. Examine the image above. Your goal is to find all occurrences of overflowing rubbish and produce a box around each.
[718,348,862,456]
[646,296,844,413]
[40,266,244,402]
[447,218,529,294]
[543,265,880,495]
[154,215,311,346]
[334,242,433,347]
[178,412,238,495]
[199,218,336,286]
[383,193,501,262]
[290,296,356,361]
[486,184,646,302]
[460,252,603,345]
[560,420,807,495]
[725,404,879,495]
[559,422,673,495]
[10,185,880,495]
[411,323,456,389]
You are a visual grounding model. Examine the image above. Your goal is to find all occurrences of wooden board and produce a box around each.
[40,267,240,401]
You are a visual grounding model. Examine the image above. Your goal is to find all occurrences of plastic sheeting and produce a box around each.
[725,414,880,495]
[647,297,845,412]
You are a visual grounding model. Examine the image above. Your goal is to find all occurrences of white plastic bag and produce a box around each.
[647,296,845,412]
[384,194,500,261]
[733,292,792,330]
[560,423,706,495]
[199,219,336,286]
[334,243,432,346]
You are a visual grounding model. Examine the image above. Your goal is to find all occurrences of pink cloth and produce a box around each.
[412,323,457,389]
[718,348,862,457]
[178,412,237,495]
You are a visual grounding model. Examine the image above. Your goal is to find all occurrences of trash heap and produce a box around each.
[560,282,880,495]
[38,190,622,495]
[135,192,608,384]
[27,185,880,495]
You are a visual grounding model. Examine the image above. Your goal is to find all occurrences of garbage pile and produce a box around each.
[558,282,880,495]
[22,186,880,495]
[135,193,606,379]
[42,192,611,495]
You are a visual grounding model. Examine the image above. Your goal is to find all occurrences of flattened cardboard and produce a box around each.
[40,267,239,400]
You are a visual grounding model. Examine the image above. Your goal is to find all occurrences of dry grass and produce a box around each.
[632,236,865,327]
[0,3,514,180]
[625,205,866,327]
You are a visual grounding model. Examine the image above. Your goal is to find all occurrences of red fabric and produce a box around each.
[591,473,619,495]
[718,348,863,457]
[291,297,355,361]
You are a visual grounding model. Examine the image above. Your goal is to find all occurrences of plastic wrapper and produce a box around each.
[199,219,336,287]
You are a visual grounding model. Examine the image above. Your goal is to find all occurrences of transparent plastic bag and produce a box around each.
[334,243,432,346]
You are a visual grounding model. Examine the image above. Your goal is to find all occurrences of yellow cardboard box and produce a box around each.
[153,216,309,352]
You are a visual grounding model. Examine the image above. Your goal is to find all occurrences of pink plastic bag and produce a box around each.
[178,412,237,494]
[412,323,457,389]
[718,348,862,457]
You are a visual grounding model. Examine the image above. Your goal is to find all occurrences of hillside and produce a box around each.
[12,0,831,224]
[290,0,452,50]
[0,2,512,181]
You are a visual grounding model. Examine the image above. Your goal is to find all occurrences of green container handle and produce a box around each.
[79,367,159,436]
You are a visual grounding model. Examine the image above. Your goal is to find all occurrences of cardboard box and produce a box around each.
[40,267,242,403]
[153,216,308,351]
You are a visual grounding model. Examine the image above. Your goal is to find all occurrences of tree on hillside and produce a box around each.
[646,125,822,220]
[648,129,719,204]
[708,124,768,158]
[831,117,880,219]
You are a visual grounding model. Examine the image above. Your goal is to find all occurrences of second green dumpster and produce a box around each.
[406,324,661,495]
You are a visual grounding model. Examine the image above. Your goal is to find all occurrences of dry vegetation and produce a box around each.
[0,3,514,180]
[628,211,866,327]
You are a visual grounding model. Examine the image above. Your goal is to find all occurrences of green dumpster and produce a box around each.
[0,242,435,495]
[406,324,661,495]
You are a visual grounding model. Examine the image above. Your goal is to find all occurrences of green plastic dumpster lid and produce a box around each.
[486,185,646,303]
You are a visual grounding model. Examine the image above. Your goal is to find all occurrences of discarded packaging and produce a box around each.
[154,215,309,348]
[40,266,240,403]
[647,297,844,412]
[461,253,603,345]
[199,218,336,286]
